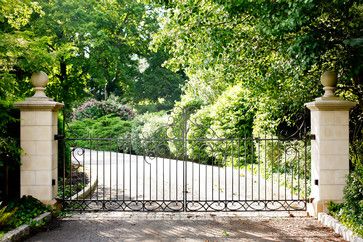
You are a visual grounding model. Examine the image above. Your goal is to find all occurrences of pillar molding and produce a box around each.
[14,72,63,205]
[305,71,356,217]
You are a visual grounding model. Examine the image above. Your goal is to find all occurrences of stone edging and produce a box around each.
[318,213,363,242]
[0,212,51,242]
[70,168,98,200]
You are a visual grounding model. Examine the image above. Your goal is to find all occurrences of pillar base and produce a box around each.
[307,199,342,218]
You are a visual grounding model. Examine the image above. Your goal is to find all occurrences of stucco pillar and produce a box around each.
[14,72,63,205]
[305,71,356,217]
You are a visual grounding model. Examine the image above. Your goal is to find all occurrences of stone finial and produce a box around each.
[320,71,337,98]
[31,71,49,98]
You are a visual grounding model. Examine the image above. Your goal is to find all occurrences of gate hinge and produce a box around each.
[310,134,316,140]
[54,134,64,140]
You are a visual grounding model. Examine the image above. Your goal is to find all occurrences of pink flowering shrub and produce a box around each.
[72,98,134,121]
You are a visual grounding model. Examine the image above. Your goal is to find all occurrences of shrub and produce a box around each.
[167,96,204,158]
[131,111,170,157]
[66,115,132,151]
[72,96,134,121]
[205,85,255,166]
[187,106,214,164]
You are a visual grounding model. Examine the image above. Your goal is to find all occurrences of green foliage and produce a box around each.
[71,96,134,121]
[328,167,363,237]
[0,204,17,228]
[187,106,213,163]
[328,140,363,237]
[151,0,363,137]
[2,196,50,230]
[133,51,186,107]
[131,111,170,157]
[66,115,132,151]
[186,85,255,165]
[167,96,204,158]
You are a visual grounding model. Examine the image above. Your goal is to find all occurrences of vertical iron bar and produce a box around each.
[163,157,165,202]
[218,148,221,203]
[116,144,118,200]
[70,149,73,200]
[205,144,207,202]
[89,140,92,201]
[156,155,158,201]
[284,143,287,201]
[232,140,234,202]
[258,138,260,201]
[122,147,125,201]
[304,132,308,205]
[143,150,145,202]
[277,140,280,200]
[298,149,300,201]
[83,148,85,199]
[129,139,132,200]
[103,150,105,202]
[149,155,152,201]
[264,133,267,201]
[169,157,171,200]
[183,109,187,211]
[109,150,111,201]
[271,135,274,201]
[238,138,241,201]
[291,146,294,199]
[198,149,201,201]
[62,138,66,202]
[96,149,99,200]
[192,154,194,202]
[251,137,254,200]
[136,149,138,202]
[244,133,247,201]
[225,141,228,206]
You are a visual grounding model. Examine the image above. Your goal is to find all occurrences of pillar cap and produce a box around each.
[305,71,357,111]
[305,98,356,111]
[321,71,337,98]
[14,72,64,111]
[31,71,49,98]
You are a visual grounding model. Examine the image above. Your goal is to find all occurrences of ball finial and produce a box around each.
[320,71,337,98]
[31,72,49,98]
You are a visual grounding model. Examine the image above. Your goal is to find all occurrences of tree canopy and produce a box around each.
[151,0,363,133]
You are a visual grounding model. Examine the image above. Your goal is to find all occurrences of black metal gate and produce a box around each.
[59,109,310,212]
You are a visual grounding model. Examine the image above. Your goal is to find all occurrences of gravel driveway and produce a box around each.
[27,212,344,241]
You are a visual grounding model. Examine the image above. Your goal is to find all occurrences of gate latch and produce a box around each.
[54,134,64,140]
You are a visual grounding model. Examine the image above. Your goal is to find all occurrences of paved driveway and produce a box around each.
[70,148,305,211]
[27,212,344,241]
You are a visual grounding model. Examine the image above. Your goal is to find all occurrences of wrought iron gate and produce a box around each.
[59,109,310,212]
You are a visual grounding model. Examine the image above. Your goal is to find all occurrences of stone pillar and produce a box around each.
[305,71,356,217]
[14,72,63,205]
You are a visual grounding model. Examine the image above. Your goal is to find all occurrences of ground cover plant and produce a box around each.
[0,196,51,238]
[328,140,363,237]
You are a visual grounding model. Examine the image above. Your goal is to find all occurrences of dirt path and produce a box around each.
[27,212,344,241]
